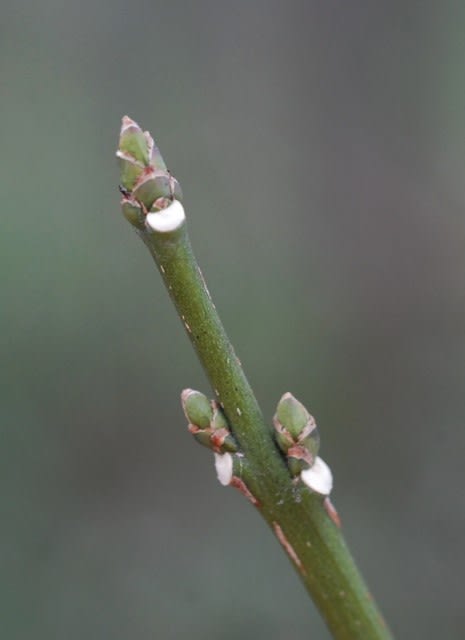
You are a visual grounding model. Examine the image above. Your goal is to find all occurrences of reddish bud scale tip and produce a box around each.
[210,428,238,453]
[221,434,239,453]
[120,124,143,140]
[181,388,194,405]
[121,115,139,130]
[119,116,168,172]
[287,444,314,467]
[152,197,172,211]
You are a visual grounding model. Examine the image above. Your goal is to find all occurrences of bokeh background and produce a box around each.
[2,2,465,638]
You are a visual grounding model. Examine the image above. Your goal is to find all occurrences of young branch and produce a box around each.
[116,116,394,640]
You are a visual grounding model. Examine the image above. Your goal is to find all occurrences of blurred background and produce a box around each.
[2,1,465,638]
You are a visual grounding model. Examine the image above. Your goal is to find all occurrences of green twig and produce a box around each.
[116,116,394,640]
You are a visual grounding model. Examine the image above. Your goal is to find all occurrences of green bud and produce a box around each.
[183,395,239,454]
[120,196,145,230]
[210,403,239,452]
[274,427,294,454]
[117,151,145,191]
[117,115,183,220]
[288,444,314,473]
[189,427,214,450]
[132,168,166,210]
[220,433,239,453]
[147,174,182,208]
[132,169,182,211]
[210,426,239,453]
[287,455,307,477]
[150,140,168,173]
[300,429,320,462]
[275,393,310,440]
[273,393,321,473]
[119,116,151,166]
[211,402,229,431]
[181,389,213,429]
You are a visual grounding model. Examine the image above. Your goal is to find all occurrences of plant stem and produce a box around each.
[136,216,393,640]
[116,116,393,639]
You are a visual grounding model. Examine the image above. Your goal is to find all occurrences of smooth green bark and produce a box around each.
[137,220,393,640]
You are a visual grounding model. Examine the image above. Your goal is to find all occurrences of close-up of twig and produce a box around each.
[4,4,464,639]
[116,116,394,640]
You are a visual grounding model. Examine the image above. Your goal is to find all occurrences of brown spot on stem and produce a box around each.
[273,522,306,576]
[324,497,341,528]
[230,476,260,506]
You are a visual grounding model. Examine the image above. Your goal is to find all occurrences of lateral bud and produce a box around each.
[120,193,145,230]
[133,167,182,211]
[273,392,320,475]
[181,390,238,454]
[181,389,213,429]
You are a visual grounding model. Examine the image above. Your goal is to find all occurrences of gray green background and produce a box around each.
[2,2,465,638]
